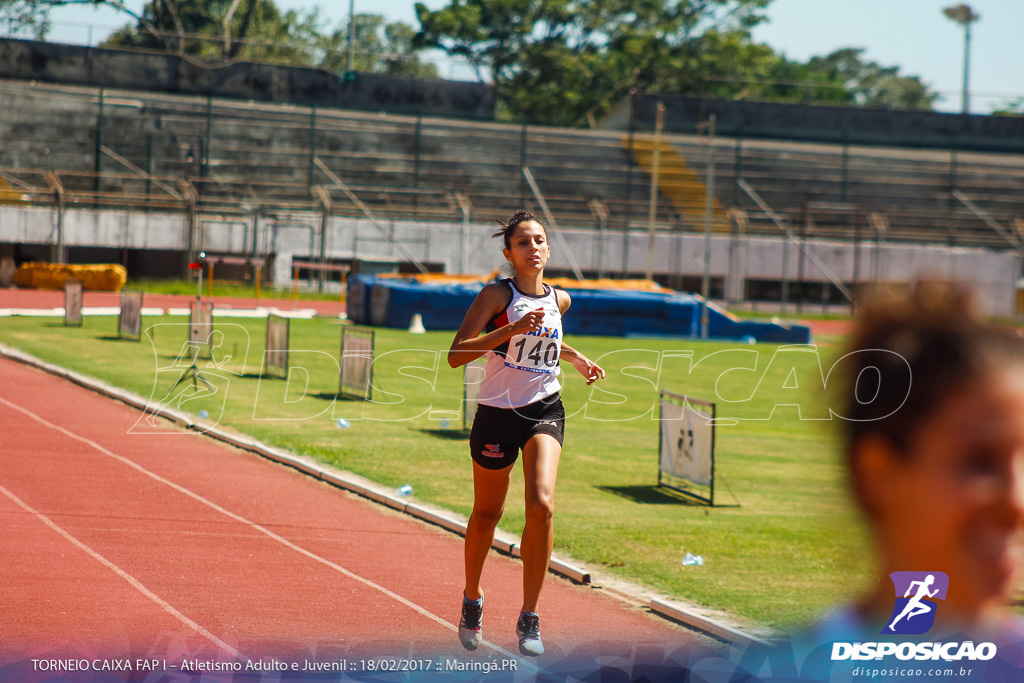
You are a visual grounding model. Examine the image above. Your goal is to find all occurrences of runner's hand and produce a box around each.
[510,308,545,334]
[571,354,605,385]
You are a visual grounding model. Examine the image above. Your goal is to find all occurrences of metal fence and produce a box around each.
[1,79,1022,310]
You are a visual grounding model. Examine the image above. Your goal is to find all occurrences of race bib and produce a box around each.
[505,333,561,374]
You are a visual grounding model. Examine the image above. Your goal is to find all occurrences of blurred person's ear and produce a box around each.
[851,434,905,521]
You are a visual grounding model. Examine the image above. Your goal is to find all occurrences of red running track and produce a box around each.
[0,356,711,681]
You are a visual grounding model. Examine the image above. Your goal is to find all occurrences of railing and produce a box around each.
[1,78,1023,253]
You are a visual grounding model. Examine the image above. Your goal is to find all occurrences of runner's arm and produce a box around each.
[448,285,544,368]
[561,343,605,386]
[553,289,604,385]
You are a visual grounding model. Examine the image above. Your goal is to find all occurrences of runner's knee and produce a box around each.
[471,505,504,530]
[525,494,554,524]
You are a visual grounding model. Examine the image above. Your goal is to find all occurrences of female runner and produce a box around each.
[447,211,604,656]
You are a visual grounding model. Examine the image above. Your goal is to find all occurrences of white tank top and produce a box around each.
[478,279,562,409]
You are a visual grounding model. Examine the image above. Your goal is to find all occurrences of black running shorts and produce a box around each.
[469,393,565,470]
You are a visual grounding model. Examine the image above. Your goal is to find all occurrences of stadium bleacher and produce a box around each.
[0,78,1021,251]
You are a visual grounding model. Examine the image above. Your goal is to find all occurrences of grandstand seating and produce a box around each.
[1,78,1022,251]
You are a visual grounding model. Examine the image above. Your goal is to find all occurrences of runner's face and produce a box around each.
[871,369,1024,617]
[504,221,549,273]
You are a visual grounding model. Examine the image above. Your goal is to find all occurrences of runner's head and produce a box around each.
[842,281,1024,620]
[493,211,550,275]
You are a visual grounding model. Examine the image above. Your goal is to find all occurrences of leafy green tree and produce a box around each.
[5,0,436,76]
[102,0,269,58]
[0,0,163,42]
[305,12,438,77]
[413,0,777,123]
[667,45,936,109]
[804,48,937,110]
[992,98,1024,116]
[415,0,940,123]
[1,0,52,39]
[104,1,436,75]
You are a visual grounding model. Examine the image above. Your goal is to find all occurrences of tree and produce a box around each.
[414,0,941,124]
[657,44,937,109]
[104,1,437,75]
[413,0,777,123]
[992,98,1024,116]
[101,0,256,57]
[803,48,937,111]
[636,28,849,104]
[1,0,53,39]
[5,0,436,76]
[303,12,439,78]
[1,1,169,45]
[101,0,326,64]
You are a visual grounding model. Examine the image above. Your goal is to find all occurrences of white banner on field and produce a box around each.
[340,327,375,401]
[659,395,715,490]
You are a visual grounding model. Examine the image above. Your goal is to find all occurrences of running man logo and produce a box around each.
[883,571,949,635]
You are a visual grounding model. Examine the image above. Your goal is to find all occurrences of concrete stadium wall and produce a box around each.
[2,205,1017,315]
[603,93,1024,154]
[0,38,493,120]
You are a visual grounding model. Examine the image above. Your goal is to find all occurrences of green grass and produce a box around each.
[128,277,344,302]
[0,315,871,632]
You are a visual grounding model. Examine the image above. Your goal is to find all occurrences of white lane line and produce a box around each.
[0,396,530,667]
[0,481,243,659]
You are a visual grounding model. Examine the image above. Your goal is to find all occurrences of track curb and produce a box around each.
[0,341,770,648]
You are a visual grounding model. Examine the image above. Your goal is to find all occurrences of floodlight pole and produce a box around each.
[347,0,356,73]
[962,16,972,114]
[943,4,980,115]
[645,102,665,282]
[701,115,716,339]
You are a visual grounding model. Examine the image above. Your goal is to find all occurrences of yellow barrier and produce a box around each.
[377,270,671,293]
[12,263,128,291]
[545,277,671,293]
[0,179,30,206]
[625,135,730,231]
[377,272,494,284]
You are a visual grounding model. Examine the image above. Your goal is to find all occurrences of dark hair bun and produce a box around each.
[492,211,544,249]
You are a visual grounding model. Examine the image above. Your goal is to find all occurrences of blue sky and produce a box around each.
[37,0,1024,114]
[751,0,1024,113]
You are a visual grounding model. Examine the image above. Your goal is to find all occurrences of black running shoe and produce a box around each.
[516,612,544,656]
[459,597,483,650]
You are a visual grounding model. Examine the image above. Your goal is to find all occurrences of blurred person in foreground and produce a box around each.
[730,282,1024,683]
[826,281,1024,641]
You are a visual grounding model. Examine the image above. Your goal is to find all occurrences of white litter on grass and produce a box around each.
[682,552,704,566]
